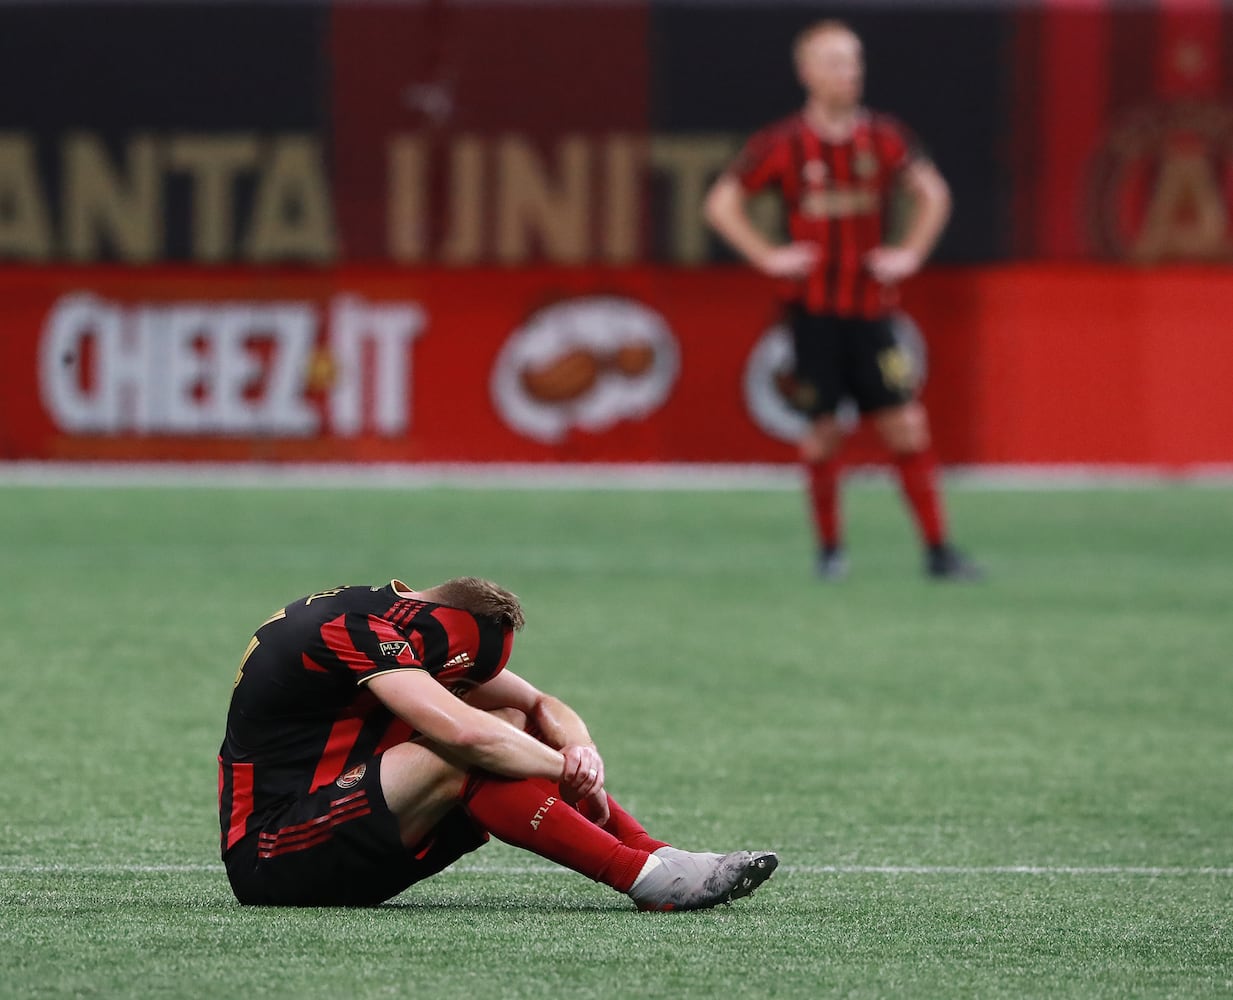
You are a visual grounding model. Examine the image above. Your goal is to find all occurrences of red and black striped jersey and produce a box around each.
[217,580,514,857]
[730,110,918,318]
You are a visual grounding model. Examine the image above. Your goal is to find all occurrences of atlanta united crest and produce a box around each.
[335,763,366,789]
[1087,101,1233,263]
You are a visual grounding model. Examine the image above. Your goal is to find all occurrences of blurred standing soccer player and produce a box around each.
[705,19,980,580]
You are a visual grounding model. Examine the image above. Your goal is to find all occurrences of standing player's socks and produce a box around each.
[806,458,843,550]
[576,794,670,853]
[463,775,650,891]
[893,449,947,547]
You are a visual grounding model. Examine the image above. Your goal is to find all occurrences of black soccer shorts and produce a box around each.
[223,755,489,907]
[786,305,919,418]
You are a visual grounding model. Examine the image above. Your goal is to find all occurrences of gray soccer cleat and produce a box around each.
[815,546,849,581]
[925,544,984,581]
[628,846,779,912]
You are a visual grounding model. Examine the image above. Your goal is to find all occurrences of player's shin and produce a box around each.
[893,448,947,546]
[806,458,843,549]
[463,775,650,892]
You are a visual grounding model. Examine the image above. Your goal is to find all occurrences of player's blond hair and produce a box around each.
[793,18,859,58]
[427,577,526,631]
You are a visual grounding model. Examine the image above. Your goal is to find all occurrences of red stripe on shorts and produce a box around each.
[256,794,373,859]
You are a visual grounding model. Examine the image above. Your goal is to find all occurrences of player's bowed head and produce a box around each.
[413,577,526,631]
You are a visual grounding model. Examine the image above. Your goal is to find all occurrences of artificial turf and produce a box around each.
[2,477,1230,998]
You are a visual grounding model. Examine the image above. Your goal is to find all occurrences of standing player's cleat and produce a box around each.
[926,544,984,581]
[815,546,849,581]
[628,847,779,912]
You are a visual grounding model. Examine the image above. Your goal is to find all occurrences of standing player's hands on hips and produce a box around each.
[757,242,821,279]
[864,245,923,285]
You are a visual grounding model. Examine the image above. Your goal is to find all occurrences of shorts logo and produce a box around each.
[335,763,366,789]
[380,640,411,658]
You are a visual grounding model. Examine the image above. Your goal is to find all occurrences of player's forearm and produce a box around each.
[370,672,566,782]
[444,712,566,781]
[898,175,952,261]
[529,695,594,751]
[704,177,776,269]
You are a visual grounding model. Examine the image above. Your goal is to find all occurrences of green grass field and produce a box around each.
[2,476,1231,998]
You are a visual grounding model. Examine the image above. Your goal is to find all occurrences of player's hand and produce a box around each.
[757,242,820,279]
[578,787,610,826]
[559,743,605,802]
[864,245,923,284]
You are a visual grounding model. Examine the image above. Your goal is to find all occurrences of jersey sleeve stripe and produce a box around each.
[365,614,423,666]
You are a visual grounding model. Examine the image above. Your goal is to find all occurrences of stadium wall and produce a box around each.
[2,1,1232,268]
[1,0,1230,470]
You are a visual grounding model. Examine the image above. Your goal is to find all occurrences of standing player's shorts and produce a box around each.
[223,755,489,907]
[787,305,919,418]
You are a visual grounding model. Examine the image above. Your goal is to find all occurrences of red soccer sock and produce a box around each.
[806,458,843,550]
[893,449,947,547]
[464,775,649,892]
[576,794,670,853]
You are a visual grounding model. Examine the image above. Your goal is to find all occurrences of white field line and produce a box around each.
[4,863,1232,877]
[1,460,1232,491]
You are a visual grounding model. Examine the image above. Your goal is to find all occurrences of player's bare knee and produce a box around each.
[878,405,930,454]
[892,426,931,454]
[799,440,829,464]
[489,706,527,731]
[380,741,468,809]
[800,420,841,463]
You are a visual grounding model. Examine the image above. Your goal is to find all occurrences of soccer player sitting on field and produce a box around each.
[218,577,778,910]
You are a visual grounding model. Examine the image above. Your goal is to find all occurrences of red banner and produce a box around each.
[0,267,791,464]
[1,266,1230,468]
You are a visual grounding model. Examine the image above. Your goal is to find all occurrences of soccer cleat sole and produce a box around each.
[725,851,778,904]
